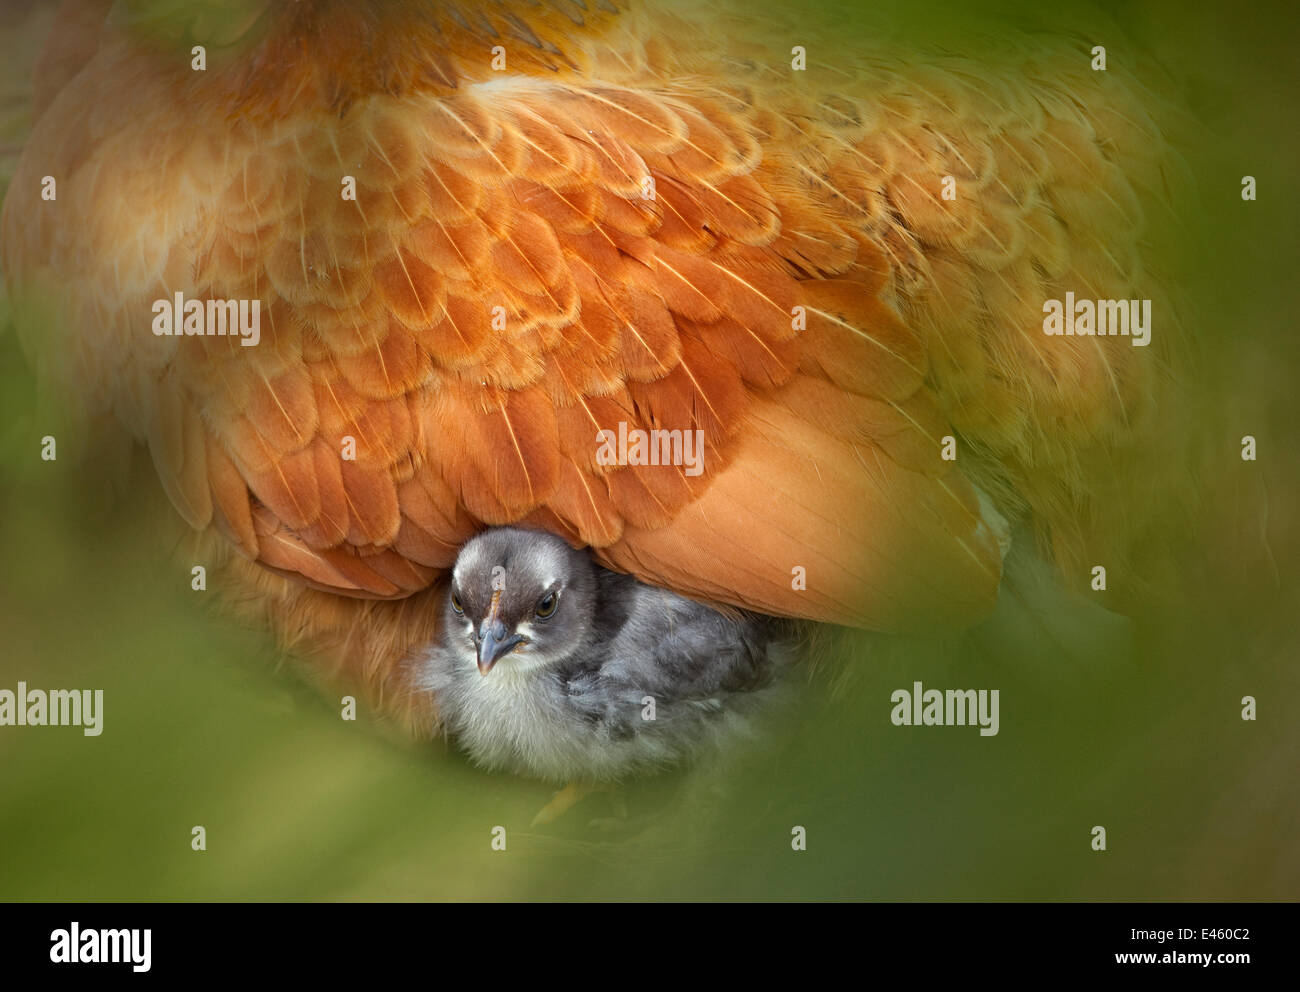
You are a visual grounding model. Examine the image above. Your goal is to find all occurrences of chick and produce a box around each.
[423,527,798,818]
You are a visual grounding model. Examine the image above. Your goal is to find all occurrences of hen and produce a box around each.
[0,0,1188,733]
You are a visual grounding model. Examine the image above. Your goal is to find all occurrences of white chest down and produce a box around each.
[442,660,771,784]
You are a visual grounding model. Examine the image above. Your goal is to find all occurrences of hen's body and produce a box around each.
[0,1,1189,731]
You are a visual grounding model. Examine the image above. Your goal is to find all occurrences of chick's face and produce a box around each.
[446,528,596,676]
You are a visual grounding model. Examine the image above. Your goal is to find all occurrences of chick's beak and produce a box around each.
[477,626,524,675]
[476,588,524,675]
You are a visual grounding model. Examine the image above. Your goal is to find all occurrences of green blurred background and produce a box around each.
[0,0,1296,900]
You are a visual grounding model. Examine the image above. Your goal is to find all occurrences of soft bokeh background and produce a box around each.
[0,0,1296,900]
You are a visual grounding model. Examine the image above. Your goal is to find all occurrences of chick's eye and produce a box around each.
[535,591,558,619]
[450,591,464,616]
